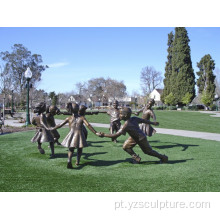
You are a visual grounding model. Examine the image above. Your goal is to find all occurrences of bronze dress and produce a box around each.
[61,115,88,148]
[31,114,54,143]
[138,107,156,137]
[46,113,60,140]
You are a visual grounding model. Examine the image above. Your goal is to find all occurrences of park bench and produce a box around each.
[2,108,15,117]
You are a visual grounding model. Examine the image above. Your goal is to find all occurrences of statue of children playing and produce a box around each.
[47,103,101,169]
[31,102,55,158]
[107,100,121,143]
[99,107,168,164]
[135,98,156,137]
[46,105,61,146]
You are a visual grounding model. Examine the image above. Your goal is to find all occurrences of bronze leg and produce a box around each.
[37,141,45,154]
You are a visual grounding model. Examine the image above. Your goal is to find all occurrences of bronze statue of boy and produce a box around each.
[99,107,168,164]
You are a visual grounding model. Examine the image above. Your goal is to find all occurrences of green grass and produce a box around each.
[55,110,220,133]
[1,128,220,192]
[155,110,220,133]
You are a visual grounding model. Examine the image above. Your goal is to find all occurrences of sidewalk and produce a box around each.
[2,118,220,142]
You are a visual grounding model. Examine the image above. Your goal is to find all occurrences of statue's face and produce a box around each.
[147,101,153,108]
[119,109,130,120]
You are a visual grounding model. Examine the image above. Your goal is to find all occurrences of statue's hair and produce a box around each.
[34,102,46,114]
[148,98,155,105]
[79,105,87,115]
[65,102,73,113]
[47,105,60,114]
[120,107,132,117]
[72,103,79,113]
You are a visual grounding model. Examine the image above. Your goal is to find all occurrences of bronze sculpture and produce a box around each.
[107,100,121,143]
[46,105,61,146]
[99,107,168,164]
[31,102,55,158]
[61,102,107,139]
[63,102,88,139]
[135,98,156,137]
[47,103,101,169]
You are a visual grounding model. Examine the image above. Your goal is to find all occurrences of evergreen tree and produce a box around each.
[161,31,174,103]
[170,27,195,105]
[164,92,176,106]
[49,91,58,106]
[196,54,216,107]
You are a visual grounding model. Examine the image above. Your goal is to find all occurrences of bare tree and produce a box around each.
[74,77,127,103]
[140,66,163,95]
[105,78,127,99]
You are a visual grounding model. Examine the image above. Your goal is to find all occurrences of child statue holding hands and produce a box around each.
[47,103,101,169]
[99,107,168,164]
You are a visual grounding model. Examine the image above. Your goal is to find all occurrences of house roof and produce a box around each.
[155,89,163,94]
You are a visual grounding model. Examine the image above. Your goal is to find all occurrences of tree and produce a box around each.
[0,44,48,96]
[201,90,213,107]
[214,67,220,97]
[170,27,195,105]
[49,91,58,106]
[86,77,127,100]
[196,54,216,107]
[0,64,13,94]
[140,66,163,95]
[164,92,176,106]
[105,78,127,99]
[161,31,174,103]
[182,92,193,106]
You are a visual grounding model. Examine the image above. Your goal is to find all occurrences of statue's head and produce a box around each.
[147,99,155,108]
[48,105,60,115]
[72,103,79,113]
[79,105,87,116]
[119,107,131,120]
[34,102,46,114]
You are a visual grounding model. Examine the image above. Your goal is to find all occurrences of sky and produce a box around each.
[0,27,219,96]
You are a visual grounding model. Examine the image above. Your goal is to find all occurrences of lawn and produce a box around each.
[0,127,219,192]
[56,110,220,133]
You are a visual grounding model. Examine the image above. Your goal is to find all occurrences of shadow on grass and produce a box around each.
[151,140,199,151]
[140,158,194,165]
[0,132,13,135]
[80,159,126,168]
[54,151,108,159]
[87,140,117,147]
[74,158,131,170]
[74,157,194,169]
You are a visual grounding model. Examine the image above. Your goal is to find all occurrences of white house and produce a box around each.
[149,89,164,106]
